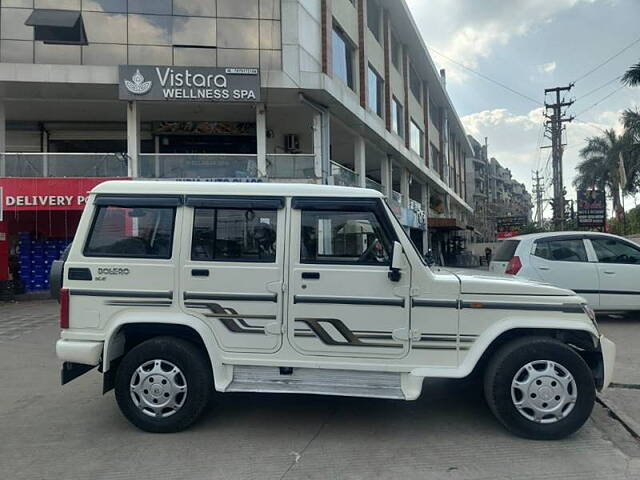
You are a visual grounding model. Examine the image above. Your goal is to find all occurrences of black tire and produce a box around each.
[484,336,595,440]
[115,336,213,433]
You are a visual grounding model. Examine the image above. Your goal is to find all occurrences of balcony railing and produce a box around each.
[365,177,384,193]
[1,153,128,177]
[139,154,258,179]
[266,154,316,179]
[330,161,359,187]
[392,190,403,204]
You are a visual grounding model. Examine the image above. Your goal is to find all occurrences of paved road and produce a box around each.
[1,300,639,480]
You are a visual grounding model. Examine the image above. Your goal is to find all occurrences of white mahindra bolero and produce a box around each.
[54,181,615,439]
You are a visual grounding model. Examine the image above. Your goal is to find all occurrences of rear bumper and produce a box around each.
[56,339,103,366]
[599,334,616,391]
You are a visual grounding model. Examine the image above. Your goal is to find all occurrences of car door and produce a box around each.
[528,236,600,307]
[287,197,410,359]
[589,236,640,310]
[179,196,286,354]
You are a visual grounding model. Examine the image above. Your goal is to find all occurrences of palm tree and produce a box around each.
[622,61,640,87]
[621,109,640,191]
[574,129,631,219]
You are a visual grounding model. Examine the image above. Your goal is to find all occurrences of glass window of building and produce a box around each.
[332,26,354,90]
[392,97,404,138]
[367,0,381,43]
[410,119,424,156]
[409,63,422,103]
[390,32,401,71]
[368,65,384,118]
[127,0,172,15]
[26,9,87,45]
[173,0,216,17]
[429,98,441,130]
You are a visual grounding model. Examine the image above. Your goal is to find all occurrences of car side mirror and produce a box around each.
[388,241,403,282]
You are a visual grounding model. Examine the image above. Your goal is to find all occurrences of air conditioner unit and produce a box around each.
[284,134,300,153]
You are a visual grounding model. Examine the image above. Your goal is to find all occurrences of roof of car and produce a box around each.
[512,231,621,241]
[91,180,385,198]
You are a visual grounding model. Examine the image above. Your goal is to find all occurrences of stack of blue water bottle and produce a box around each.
[18,233,71,292]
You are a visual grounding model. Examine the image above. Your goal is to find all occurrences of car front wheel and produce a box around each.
[115,336,213,433]
[484,336,595,440]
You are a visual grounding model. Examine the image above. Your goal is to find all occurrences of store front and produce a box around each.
[0,177,124,295]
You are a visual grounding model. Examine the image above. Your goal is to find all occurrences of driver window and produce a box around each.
[591,238,640,264]
[300,210,391,264]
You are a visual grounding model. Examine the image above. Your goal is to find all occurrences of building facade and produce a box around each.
[0,0,472,289]
[466,135,533,242]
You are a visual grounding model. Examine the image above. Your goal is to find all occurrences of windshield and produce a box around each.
[493,240,520,262]
[383,199,427,265]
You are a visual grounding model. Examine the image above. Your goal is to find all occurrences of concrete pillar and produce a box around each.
[354,135,367,188]
[127,101,140,178]
[400,168,409,208]
[0,102,6,176]
[256,103,267,178]
[380,155,392,197]
[312,112,323,180]
[421,182,430,253]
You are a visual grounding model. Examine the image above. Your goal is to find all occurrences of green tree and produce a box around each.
[574,129,632,219]
[621,109,640,192]
[622,61,640,87]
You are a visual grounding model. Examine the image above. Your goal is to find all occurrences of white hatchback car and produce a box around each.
[490,232,640,312]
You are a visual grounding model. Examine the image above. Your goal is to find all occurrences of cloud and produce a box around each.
[538,62,557,74]
[461,106,621,200]
[407,0,599,82]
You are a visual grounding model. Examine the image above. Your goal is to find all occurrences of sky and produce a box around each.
[407,0,640,215]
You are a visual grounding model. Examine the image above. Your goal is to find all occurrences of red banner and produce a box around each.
[0,178,126,217]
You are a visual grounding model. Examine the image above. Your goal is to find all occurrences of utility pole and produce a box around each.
[532,170,544,227]
[544,85,574,230]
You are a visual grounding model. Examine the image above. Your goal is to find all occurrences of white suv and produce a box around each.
[53,181,614,439]
[490,231,640,312]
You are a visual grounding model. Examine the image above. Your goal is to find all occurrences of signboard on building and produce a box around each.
[119,66,261,102]
[0,178,124,215]
[577,189,606,227]
[496,216,528,239]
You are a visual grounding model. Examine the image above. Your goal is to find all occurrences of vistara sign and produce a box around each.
[118,65,261,102]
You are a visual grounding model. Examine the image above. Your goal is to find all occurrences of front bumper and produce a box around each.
[599,334,616,391]
[56,338,103,366]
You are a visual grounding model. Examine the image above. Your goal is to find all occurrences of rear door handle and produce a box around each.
[301,272,320,280]
[603,271,616,275]
[191,269,210,277]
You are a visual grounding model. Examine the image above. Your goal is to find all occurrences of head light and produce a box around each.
[581,303,598,329]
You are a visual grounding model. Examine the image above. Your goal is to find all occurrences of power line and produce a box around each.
[573,76,622,103]
[428,47,543,106]
[573,34,640,84]
[574,84,627,119]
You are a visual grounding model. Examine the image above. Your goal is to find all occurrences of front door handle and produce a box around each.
[603,271,616,275]
[538,266,551,271]
[191,269,210,277]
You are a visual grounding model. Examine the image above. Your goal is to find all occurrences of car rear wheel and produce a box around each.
[484,336,595,440]
[115,336,213,433]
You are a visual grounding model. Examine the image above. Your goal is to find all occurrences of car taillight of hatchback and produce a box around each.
[505,256,522,275]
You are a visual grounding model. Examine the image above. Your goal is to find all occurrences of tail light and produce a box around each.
[505,256,522,275]
[60,288,69,329]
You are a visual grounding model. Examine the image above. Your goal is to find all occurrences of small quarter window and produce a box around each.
[300,210,392,265]
[84,206,175,259]
[493,240,520,262]
[192,208,277,262]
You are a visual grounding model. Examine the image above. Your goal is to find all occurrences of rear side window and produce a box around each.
[493,240,520,262]
[84,206,175,259]
[192,208,277,262]
[534,239,588,262]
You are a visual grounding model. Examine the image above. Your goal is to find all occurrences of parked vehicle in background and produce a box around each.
[55,182,615,439]
[490,232,640,312]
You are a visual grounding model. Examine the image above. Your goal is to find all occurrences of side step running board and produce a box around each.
[226,366,405,400]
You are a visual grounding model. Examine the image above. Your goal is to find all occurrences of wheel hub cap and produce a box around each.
[511,360,577,424]
[129,359,187,418]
